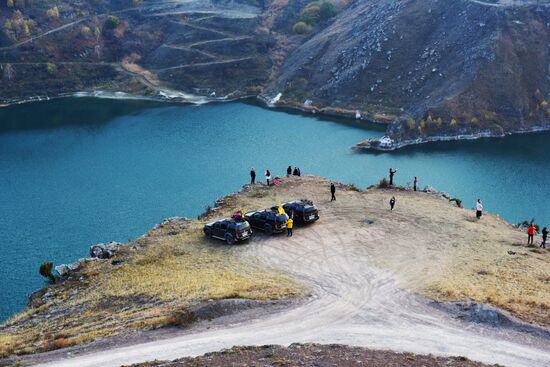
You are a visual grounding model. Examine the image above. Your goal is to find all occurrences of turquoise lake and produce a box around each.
[1,97,549,321]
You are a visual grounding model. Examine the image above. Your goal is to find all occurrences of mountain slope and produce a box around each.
[268,0,550,148]
[1,0,549,148]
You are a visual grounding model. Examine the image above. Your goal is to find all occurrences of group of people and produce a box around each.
[249,166,302,186]
[527,223,548,248]
[388,168,419,192]
[390,169,548,249]
[287,166,302,177]
[473,199,547,248]
[251,166,549,249]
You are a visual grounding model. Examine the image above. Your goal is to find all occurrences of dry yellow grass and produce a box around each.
[0,217,300,357]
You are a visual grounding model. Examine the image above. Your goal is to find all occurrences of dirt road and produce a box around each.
[35,178,550,367]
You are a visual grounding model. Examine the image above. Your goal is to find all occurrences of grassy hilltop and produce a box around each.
[1,175,548,360]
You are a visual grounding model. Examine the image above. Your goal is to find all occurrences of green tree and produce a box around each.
[293,21,310,34]
[94,26,101,41]
[320,2,336,20]
[81,25,90,36]
[47,6,60,18]
[105,15,119,29]
[46,62,56,75]
[301,4,320,25]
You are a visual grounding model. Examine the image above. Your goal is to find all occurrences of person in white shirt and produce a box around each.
[475,199,483,219]
[265,169,271,186]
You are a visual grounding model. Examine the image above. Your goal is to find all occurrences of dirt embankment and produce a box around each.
[128,343,496,367]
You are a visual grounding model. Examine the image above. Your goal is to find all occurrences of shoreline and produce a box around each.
[3,91,550,152]
[355,125,550,152]
[2,91,550,152]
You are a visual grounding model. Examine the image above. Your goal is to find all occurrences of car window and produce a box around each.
[213,223,221,229]
[220,223,228,230]
[276,214,289,223]
[236,222,248,230]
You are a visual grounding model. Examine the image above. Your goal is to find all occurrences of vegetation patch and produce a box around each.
[0,218,301,357]
[292,1,339,34]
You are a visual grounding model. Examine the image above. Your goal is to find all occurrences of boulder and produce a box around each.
[423,185,437,193]
[90,241,124,259]
[55,261,81,276]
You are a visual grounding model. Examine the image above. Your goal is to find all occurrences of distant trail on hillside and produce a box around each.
[0,1,192,52]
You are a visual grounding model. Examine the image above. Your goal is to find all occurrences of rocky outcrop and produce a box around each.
[90,242,125,259]
[54,258,99,277]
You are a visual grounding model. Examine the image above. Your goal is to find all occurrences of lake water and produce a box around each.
[1,97,549,322]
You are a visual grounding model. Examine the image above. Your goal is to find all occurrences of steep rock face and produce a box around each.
[270,0,550,144]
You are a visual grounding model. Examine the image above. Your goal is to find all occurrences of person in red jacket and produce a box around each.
[527,224,537,245]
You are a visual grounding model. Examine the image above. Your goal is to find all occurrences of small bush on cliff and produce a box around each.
[293,21,310,34]
[39,262,56,283]
[449,198,462,208]
[378,178,390,188]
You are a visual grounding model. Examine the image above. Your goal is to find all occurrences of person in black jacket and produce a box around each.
[250,167,256,184]
[541,227,549,249]
[390,196,396,211]
[389,168,397,186]
[287,166,292,176]
[330,183,336,201]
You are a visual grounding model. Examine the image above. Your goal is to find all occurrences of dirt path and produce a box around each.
[34,179,550,367]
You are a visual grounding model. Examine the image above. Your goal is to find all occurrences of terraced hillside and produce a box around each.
[0,0,274,104]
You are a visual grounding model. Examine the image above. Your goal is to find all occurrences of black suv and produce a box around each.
[282,200,319,224]
[244,208,289,235]
[203,219,252,245]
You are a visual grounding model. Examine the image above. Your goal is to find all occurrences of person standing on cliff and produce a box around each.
[541,227,548,248]
[413,176,418,192]
[527,223,537,245]
[390,196,396,211]
[389,168,397,186]
[265,169,271,186]
[475,199,483,219]
[330,183,336,201]
[287,166,292,176]
[250,167,256,185]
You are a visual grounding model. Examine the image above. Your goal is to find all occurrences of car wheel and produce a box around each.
[205,229,212,238]
[264,224,273,235]
[225,235,235,245]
